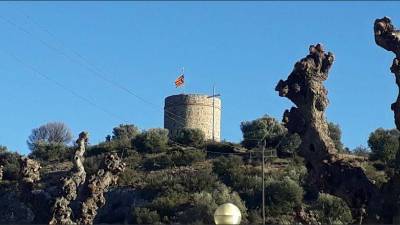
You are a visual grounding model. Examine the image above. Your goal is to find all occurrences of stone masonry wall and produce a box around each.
[164,94,221,141]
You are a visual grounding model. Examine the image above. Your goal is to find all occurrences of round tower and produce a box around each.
[164,94,221,141]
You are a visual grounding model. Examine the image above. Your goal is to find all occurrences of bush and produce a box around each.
[118,168,140,186]
[206,141,241,156]
[368,128,399,164]
[132,207,161,224]
[328,122,345,152]
[29,142,72,162]
[277,133,301,157]
[173,128,205,147]
[265,177,303,216]
[112,124,140,141]
[144,148,206,170]
[0,151,21,180]
[212,155,243,185]
[86,140,135,157]
[312,193,352,225]
[240,115,287,149]
[352,145,371,157]
[143,164,218,195]
[150,191,190,219]
[134,129,169,153]
[180,183,248,224]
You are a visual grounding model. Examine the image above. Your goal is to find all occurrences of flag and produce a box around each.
[175,74,184,87]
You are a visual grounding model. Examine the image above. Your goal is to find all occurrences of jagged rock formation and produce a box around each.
[374,17,400,146]
[49,131,125,225]
[374,17,400,224]
[77,154,126,225]
[49,131,88,225]
[275,44,336,163]
[20,157,41,184]
[275,44,379,223]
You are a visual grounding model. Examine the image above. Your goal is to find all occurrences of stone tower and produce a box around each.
[164,94,221,141]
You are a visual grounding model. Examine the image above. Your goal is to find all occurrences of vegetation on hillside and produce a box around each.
[0,117,396,224]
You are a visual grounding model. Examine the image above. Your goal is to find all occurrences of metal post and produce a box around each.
[262,139,266,225]
[212,85,215,142]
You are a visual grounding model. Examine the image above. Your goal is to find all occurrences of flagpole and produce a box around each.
[182,67,185,94]
[212,84,215,142]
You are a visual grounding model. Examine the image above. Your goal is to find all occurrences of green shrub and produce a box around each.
[86,139,135,157]
[150,191,190,219]
[112,124,140,141]
[180,183,248,224]
[143,154,174,170]
[118,168,140,186]
[312,193,352,225]
[29,142,72,162]
[206,141,241,155]
[277,133,301,157]
[240,115,287,149]
[368,128,399,164]
[328,122,345,153]
[143,164,218,195]
[173,128,205,147]
[134,128,169,153]
[143,148,206,170]
[0,151,21,180]
[265,177,303,216]
[213,155,243,181]
[352,145,371,157]
[132,207,161,224]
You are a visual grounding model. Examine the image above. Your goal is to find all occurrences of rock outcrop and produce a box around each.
[20,157,41,185]
[48,131,125,225]
[77,154,126,225]
[374,17,400,155]
[275,44,379,223]
[49,131,88,225]
[275,44,336,162]
[374,17,400,223]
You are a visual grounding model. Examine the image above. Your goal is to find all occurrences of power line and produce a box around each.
[0,48,128,124]
[1,14,189,127]
[4,14,272,146]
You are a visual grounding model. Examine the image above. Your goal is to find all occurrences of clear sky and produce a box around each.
[0,2,399,155]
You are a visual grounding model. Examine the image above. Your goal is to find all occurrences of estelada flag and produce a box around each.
[175,74,184,87]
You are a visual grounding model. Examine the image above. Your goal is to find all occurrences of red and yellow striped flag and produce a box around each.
[174,74,184,87]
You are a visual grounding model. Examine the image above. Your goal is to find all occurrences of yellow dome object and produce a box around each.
[214,203,242,225]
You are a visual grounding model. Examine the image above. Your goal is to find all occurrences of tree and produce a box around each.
[111,124,140,141]
[352,145,371,157]
[240,115,287,149]
[328,122,344,152]
[312,193,352,225]
[27,122,72,151]
[368,128,400,163]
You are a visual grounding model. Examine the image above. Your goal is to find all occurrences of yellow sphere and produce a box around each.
[214,203,242,225]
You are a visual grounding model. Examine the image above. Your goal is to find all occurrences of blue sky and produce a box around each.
[0,2,399,155]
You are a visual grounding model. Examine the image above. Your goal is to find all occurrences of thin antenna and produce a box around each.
[208,85,221,142]
[182,67,185,94]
